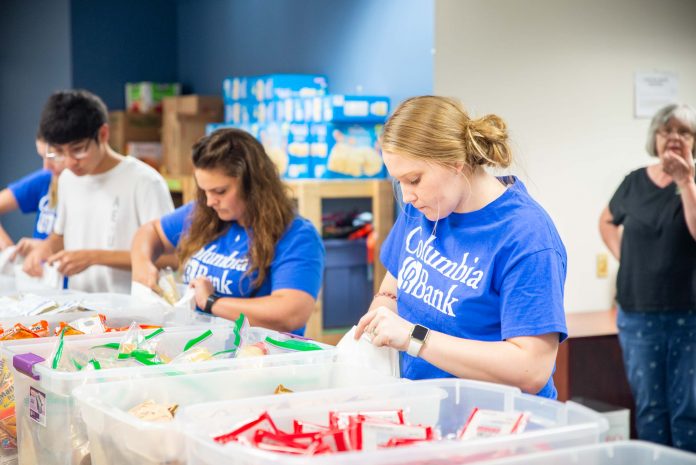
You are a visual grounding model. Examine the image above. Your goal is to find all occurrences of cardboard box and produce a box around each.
[224,74,328,102]
[125,142,162,170]
[322,95,390,123]
[311,123,386,179]
[108,111,162,154]
[161,96,223,175]
[126,82,181,114]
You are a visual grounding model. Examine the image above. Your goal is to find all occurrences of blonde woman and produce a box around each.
[0,138,63,257]
[356,96,567,398]
[131,128,324,334]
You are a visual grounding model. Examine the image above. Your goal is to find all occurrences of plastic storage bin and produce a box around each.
[3,325,335,465]
[322,239,372,328]
[74,361,401,465]
[0,291,196,464]
[459,440,696,465]
[0,275,15,296]
[180,378,608,465]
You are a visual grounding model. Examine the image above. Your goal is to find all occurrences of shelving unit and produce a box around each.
[165,175,395,343]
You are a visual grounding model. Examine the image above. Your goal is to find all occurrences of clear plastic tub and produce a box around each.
[459,440,696,465]
[0,276,15,296]
[180,378,608,465]
[2,325,335,465]
[0,291,223,331]
[74,361,401,465]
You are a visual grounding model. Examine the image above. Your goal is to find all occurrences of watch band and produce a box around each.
[407,338,424,357]
[406,324,429,357]
[203,294,220,314]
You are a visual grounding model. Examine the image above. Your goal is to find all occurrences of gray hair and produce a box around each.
[645,103,696,157]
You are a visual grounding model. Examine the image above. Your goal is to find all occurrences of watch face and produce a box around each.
[412,324,429,342]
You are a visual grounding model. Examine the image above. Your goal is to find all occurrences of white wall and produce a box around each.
[434,0,696,312]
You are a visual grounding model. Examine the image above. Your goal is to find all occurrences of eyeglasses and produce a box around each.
[657,126,695,142]
[44,138,95,161]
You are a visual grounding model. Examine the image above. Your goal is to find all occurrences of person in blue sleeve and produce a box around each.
[131,128,325,334]
[355,96,567,399]
[0,138,65,256]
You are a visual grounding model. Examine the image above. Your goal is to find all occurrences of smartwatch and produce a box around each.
[406,324,430,357]
[203,293,221,314]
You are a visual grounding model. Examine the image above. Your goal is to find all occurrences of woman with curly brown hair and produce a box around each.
[131,128,324,334]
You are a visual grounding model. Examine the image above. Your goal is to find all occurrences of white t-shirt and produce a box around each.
[55,156,174,293]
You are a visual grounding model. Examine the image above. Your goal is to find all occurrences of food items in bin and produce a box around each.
[212,406,532,456]
[46,314,327,373]
[237,341,268,358]
[213,409,435,455]
[0,361,16,449]
[458,408,530,440]
[0,322,45,340]
[128,400,179,422]
[274,384,294,394]
[158,268,181,305]
[0,294,91,319]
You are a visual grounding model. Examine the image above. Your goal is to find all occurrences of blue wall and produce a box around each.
[0,0,72,240]
[71,0,179,111]
[1,0,433,240]
[177,0,434,107]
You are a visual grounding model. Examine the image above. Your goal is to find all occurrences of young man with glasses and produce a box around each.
[24,89,174,293]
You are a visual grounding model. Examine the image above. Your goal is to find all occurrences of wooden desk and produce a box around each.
[554,309,636,437]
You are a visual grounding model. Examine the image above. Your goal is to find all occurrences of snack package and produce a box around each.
[128,400,178,422]
[236,341,269,358]
[68,314,107,335]
[116,324,165,366]
[0,323,42,341]
[264,336,324,354]
[158,268,181,305]
[49,328,92,372]
[274,384,294,394]
[169,329,215,364]
[458,408,530,440]
[130,270,193,310]
[0,360,16,447]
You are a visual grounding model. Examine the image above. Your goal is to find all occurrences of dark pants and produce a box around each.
[617,308,696,452]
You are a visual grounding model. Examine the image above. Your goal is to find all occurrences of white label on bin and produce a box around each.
[28,387,46,427]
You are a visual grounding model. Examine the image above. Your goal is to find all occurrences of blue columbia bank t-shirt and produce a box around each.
[161,202,324,309]
[8,169,56,239]
[381,177,568,399]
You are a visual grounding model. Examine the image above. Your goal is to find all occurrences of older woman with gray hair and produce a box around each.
[599,103,696,451]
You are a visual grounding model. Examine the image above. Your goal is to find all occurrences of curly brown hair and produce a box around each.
[177,128,295,290]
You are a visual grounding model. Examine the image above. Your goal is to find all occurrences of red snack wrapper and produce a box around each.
[458,408,530,440]
[329,409,405,429]
[213,412,279,445]
[293,419,329,434]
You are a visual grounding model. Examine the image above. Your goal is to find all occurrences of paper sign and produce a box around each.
[634,71,678,118]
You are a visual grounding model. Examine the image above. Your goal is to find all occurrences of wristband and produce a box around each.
[374,291,397,301]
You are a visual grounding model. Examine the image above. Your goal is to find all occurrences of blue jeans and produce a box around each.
[617,308,696,452]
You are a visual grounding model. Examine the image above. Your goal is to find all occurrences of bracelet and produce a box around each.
[374,291,397,301]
